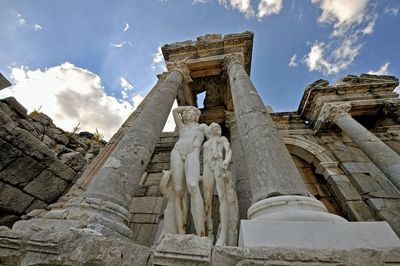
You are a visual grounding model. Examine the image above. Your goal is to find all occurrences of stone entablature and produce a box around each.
[299,74,399,129]
[162,32,253,75]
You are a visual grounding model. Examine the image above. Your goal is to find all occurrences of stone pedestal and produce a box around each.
[153,234,212,266]
[239,220,400,249]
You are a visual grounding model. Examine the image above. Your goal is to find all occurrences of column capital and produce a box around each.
[166,58,192,83]
[318,102,352,124]
[223,53,244,71]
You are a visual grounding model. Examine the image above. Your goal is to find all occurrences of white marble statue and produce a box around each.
[169,106,208,236]
[202,123,233,246]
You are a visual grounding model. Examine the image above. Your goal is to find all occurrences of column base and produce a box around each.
[16,196,133,240]
[241,195,400,249]
[239,220,400,248]
[248,195,347,222]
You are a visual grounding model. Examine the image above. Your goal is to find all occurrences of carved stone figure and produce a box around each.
[203,123,233,246]
[169,106,208,236]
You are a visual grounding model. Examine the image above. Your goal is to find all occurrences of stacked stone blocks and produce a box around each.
[0,97,105,227]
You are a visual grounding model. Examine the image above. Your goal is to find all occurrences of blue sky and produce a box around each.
[0,0,399,139]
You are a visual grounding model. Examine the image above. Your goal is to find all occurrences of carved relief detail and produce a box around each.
[222,54,244,72]
[166,58,193,83]
[318,102,352,124]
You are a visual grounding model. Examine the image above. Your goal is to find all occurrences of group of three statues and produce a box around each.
[160,106,236,246]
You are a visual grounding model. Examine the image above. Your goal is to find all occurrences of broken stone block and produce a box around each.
[60,151,86,172]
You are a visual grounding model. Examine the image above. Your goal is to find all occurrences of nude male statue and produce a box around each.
[170,106,208,236]
[202,122,232,246]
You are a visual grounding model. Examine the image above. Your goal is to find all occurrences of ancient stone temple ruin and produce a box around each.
[1,31,400,265]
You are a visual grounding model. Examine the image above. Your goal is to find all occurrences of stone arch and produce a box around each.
[282,136,338,170]
[282,136,346,217]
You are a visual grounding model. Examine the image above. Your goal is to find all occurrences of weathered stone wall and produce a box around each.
[0,97,105,227]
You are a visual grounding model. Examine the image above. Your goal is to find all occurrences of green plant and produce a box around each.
[92,128,104,142]
[72,122,81,134]
[31,105,42,115]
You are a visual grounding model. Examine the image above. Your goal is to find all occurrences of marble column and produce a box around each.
[224,54,344,223]
[33,63,191,239]
[225,111,251,220]
[318,102,400,191]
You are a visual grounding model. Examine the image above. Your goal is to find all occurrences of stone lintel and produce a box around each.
[162,31,253,75]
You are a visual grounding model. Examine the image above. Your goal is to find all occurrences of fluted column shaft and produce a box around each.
[320,103,400,190]
[224,55,308,204]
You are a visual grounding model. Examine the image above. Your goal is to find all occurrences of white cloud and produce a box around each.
[257,0,283,20]
[311,0,368,36]
[123,23,129,32]
[17,13,26,25]
[368,62,390,75]
[131,94,144,109]
[110,42,126,48]
[216,0,285,20]
[192,0,209,4]
[120,77,134,100]
[0,62,137,140]
[288,54,298,67]
[303,37,361,75]
[110,41,132,48]
[218,0,255,19]
[384,7,399,16]
[151,46,166,72]
[361,14,377,35]
[120,77,133,91]
[303,0,377,75]
[34,24,42,31]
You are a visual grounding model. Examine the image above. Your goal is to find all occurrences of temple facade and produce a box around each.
[0,32,400,265]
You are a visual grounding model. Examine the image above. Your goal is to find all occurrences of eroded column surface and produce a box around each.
[319,102,400,191]
[224,55,308,203]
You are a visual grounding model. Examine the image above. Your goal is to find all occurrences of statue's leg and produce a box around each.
[215,175,228,246]
[202,163,214,238]
[185,151,205,237]
[170,149,186,234]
